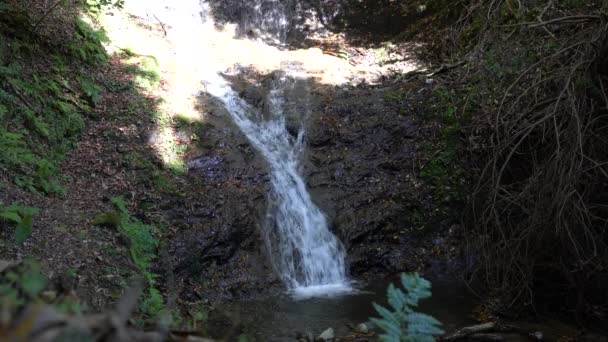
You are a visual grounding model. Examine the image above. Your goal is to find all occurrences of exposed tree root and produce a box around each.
[453,0,608,324]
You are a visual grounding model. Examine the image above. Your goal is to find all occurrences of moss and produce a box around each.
[417,85,472,224]
[174,114,205,133]
[125,55,161,91]
[94,197,164,320]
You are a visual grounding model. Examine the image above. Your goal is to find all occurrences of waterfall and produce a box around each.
[120,0,350,297]
[140,0,352,297]
[204,68,351,297]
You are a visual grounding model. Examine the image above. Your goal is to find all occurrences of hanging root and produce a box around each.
[457,0,608,322]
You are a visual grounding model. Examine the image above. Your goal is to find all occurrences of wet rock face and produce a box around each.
[168,69,441,301]
[167,94,278,301]
[305,83,427,278]
[205,0,329,47]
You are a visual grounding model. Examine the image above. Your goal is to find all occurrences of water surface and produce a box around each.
[209,275,477,341]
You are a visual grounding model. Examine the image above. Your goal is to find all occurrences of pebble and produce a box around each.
[316,327,334,341]
[356,323,369,334]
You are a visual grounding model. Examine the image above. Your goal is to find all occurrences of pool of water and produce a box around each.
[208,275,477,341]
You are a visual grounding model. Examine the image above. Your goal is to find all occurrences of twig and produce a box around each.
[31,0,65,34]
[7,83,37,112]
[440,322,496,341]
[427,60,467,77]
[528,15,601,27]
[499,14,600,28]
[153,14,167,37]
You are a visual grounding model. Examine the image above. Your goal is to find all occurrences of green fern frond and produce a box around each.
[0,130,37,169]
[406,312,444,336]
[388,283,408,312]
[79,78,102,106]
[400,273,432,307]
[371,273,444,342]
[0,64,19,75]
[0,204,39,244]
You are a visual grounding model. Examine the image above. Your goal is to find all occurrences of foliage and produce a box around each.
[16,261,47,298]
[0,204,40,244]
[69,19,109,64]
[417,85,469,227]
[15,159,66,196]
[420,147,464,203]
[0,12,112,195]
[0,259,47,312]
[79,77,102,107]
[94,196,163,318]
[371,273,443,342]
[140,287,164,318]
[0,65,73,194]
[84,0,125,14]
[0,130,37,171]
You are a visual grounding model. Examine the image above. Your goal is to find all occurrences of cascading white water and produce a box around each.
[138,0,351,297]
[200,0,351,297]
[246,0,291,44]
[204,68,351,297]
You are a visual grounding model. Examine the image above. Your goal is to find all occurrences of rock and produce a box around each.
[295,332,311,342]
[0,260,18,273]
[286,122,301,139]
[41,290,57,302]
[355,322,369,334]
[316,327,334,341]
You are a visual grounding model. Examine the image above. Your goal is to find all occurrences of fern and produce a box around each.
[0,131,64,194]
[0,204,40,244]
[0,130,37,170]
[70,19,109,65]
[0,64,19,76]
[370,273,444,342]
[121,220,158,272]
[0,6,105,197]
[79,77,102,106]
[0,103,6,120]
[34,159,65,195]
